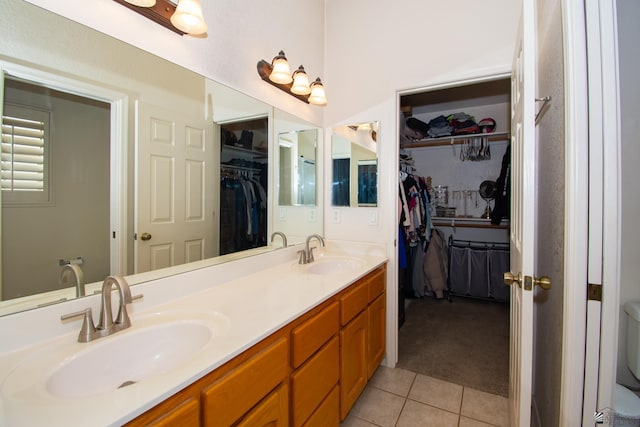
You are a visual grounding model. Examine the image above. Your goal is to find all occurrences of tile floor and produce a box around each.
[341,366,510,427]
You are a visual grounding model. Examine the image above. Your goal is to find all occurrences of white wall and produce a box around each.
[616,0,640,389]
[22,0,325,127]
[324,0,521,365]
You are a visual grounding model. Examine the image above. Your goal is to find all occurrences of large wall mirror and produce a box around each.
[0,0,322,316]
[331,122,379,207]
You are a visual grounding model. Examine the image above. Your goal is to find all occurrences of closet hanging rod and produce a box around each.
[400,131,510,149]
[221,164,261,173]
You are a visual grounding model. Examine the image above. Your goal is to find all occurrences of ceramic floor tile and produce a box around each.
[369,366,417,397]
[396,399,459,427]
[459,416,499,427]
[347,386,406,427]
[340,415,380,427]
[461,387,510,426]
[408,374,463,414]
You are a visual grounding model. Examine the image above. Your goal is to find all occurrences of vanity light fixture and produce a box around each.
[170,0,208,35]
[257,51,327,106]
[113,0,208,36]
[308,78,327,106]
[291,66,311,95]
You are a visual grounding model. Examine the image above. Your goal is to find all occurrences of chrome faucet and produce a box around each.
[299,234,325,264]
[61,275,141,343]
[270,231,288,248]
[97,276,133,334]
[59,264,85,297]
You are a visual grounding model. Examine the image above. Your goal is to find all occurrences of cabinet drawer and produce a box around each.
[291,336,339,427]
[367,267,386,303]
[202,338,289,427]
[141,397,199,427]
[236,383,288,427]
[340,280,368,326]
[292,301,339,368]
[302,385,339,427]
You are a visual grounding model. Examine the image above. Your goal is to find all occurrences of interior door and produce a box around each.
[506,0,536,424]
[135,101,214,273]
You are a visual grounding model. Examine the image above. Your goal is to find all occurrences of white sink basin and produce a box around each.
[305,257,364,275]
[2,310,230,399]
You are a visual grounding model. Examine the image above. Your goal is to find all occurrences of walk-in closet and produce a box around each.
[397,78,512,396]
[219,118,269,255]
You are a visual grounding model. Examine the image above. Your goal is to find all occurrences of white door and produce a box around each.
[506,0,537,424]
[135,101,214,273]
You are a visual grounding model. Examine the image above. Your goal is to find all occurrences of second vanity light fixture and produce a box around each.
[114,0,208,35]
[257,51,327,106]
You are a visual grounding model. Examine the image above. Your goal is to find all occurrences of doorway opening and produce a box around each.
[0,61,128,304]
[396,76,512,397]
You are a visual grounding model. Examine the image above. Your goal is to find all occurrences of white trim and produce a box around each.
[559,1,590,425]
[0,60,129,278]
[596,0,622,413]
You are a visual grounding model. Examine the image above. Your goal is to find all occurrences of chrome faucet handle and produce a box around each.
[61,308,97,343]
[297,249,307,265]
[308,246,317,263]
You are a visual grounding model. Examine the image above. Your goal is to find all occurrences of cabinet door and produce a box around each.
[303,385,339,427]
[236,383,289,427]
[367,293,386,379]
[291,336,339,426]
[339,310,367,420]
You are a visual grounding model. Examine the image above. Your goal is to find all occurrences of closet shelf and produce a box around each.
[221,144,268,158]
[401,131,510,149]
[432,216,510,230]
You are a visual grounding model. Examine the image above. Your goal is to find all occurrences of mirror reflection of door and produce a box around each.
[278,128,317,206]
[1,77,111,300]
[135,101,215,273]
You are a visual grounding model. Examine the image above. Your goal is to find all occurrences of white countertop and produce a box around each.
[0,240,387,426]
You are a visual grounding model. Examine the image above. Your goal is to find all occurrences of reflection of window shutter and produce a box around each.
[1,115,45,192]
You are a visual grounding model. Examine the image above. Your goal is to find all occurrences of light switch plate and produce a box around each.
[332,209,341,224]
[368,211,378,225]
[308,209,317,222]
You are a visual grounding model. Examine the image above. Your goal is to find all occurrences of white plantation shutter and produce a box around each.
[1,105,51,205]
[1,115,45,191]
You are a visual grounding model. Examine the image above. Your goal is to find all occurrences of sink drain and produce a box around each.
[118,380,137,389]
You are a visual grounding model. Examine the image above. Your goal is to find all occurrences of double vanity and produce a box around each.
[0,240,387,426]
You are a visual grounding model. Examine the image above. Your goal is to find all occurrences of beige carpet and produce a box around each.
[397,296,510,397]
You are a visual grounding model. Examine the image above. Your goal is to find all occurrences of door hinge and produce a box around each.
[587,283,602,301]
[134,233,138,241]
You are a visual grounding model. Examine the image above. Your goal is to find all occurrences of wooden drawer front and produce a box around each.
[367,293,386,379]
[302,385,339,427]
[202,338,289,427]
[291,336,340,427]
[340,280,368,326]
[236,383,289,427]
[292,301,339,368]
[367,267,386,303]
[143,397,199,427]
[339,311,367,420]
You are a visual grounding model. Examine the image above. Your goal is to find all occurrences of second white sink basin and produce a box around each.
[305,257,364,275]
[2,310,230,399]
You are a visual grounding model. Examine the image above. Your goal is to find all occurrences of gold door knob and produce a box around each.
[534,276,552,290]
[504,271,522,287]
[140,232,152,241]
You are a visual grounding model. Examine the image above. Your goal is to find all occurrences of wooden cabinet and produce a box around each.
[339,265,386,420]
[236,383,289,427]
[126,264,386,427]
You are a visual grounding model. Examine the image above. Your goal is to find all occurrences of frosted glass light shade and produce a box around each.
[269,51,293,84]
[308,78,327,106]
[170,0,208,35]
[124,0,156,6]
[290,66,311,95]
